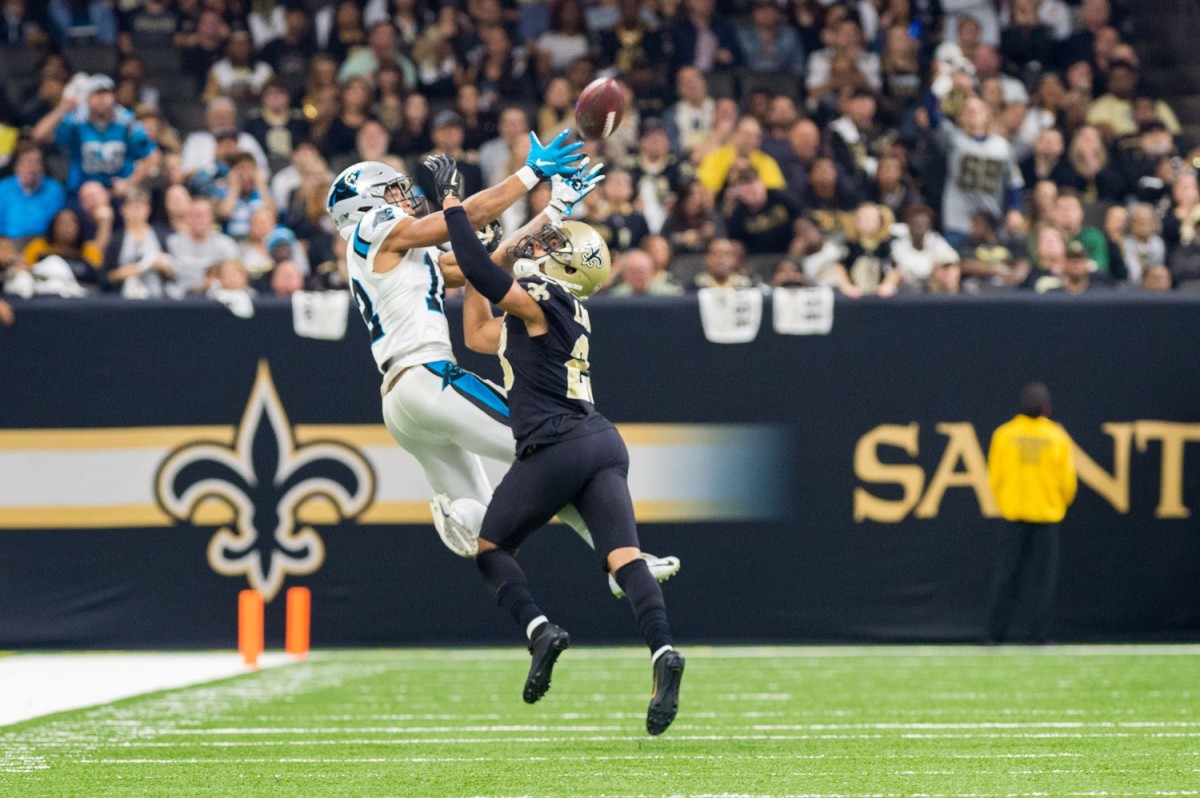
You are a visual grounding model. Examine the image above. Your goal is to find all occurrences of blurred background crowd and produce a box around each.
[0,0,1195,307]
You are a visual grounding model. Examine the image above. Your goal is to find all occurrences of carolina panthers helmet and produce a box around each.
[510,221,612,299]
[326,161,426,238]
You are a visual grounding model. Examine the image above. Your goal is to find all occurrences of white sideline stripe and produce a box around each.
[153,720,1200,735]
[0,653,290,728]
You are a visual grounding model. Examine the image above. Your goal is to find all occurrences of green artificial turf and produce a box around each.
[2,646,1198,797]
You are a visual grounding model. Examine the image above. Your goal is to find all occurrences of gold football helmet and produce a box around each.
[510,221,612,299]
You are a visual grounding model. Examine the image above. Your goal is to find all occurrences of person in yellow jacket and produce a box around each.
[985,383,1077,643]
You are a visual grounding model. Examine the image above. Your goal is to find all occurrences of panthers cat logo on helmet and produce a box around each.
[510,221,612,299]
[326,161,426,239]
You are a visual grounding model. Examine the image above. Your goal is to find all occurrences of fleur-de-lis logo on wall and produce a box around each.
[155,362,375,601]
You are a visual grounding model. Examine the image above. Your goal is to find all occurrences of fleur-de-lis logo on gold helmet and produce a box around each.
[155,362,374,601]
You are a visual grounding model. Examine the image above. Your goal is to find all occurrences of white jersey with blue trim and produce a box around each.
[345,205,455,393]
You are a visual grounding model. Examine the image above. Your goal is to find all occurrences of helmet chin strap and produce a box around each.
[513,256,548,279]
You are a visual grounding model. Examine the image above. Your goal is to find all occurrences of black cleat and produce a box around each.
[646,649,685,735]
[523,623,570,704]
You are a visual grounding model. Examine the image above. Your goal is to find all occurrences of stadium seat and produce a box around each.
[738,71,802,103]
[65,44,118,76]
[743,253,784,282]
[139,46,183,74]
[0,46,40,82]
[670,253,708,285]
[704,69,737,100]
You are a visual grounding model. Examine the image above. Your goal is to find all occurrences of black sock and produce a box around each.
[614,559,674,655]
[477,549,545,636]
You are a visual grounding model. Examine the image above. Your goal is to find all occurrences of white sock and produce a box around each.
[651,645,674,664]
[526,615,549,640]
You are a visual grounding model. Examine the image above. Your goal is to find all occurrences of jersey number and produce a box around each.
[424,253,445,314]
[957,155,1004,193]
[565,334,593,402]
[351,279,385,343]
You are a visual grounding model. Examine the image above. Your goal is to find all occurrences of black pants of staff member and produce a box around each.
[986,521,1061,643]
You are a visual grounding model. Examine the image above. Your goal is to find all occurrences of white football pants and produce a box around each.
[380,364,594,546]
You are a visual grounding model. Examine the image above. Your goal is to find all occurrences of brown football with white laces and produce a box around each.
[574,77,625,140]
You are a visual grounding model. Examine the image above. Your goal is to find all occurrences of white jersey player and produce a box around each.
[326,135,680,595]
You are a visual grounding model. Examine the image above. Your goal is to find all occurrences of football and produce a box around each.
[575,77,625,140]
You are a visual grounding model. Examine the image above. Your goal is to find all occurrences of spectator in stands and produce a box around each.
[1140,263,1171,291]
[935,94,1024,247]
[692,238,754,290]
[340,21,417,87]
[830,88,882,189]
[696,116,786,198]
[1016,74,1067,157]
[610,249,683,297]
[478,106,528,190]
[774,118,820,204]
[266,225,311,277]
[454,84,495,152]
[1054,240,1105,293]
[320,76,374,161]
[536,77,576,141]
[47,0,116,45]
[667,0,741,72]
[17,59,69,127]
[738,0,805,75]
[1168,217,1200,291]
[1117,121,1178,198]
[927,258,964,294]
[582,169,649,253]
[0,142,66,242]
[214,153,275,240]
[973,44,1029,107]
[805,156,859,234]
[0,0,49,46]
[722,165,802,254]
[1087,60,1181,141]
[117,0,177,53]
[166,198,239,296]
[1059,0,1110,72]
[415,111,483,201]
[181,97,268,180]
[662,67,716,157]
[76,180,116,253]
[103,188,174,298]
[328,118,388,176]
[663,180,725,255]
[1052,190,1108,272]
[391,91,432,157]
[871,154,923,215]
[22,208,104,289]
[1101,204,1130,281]
[836,202,900,297]
[1020,225,1069,292]
[115,55,159,110]
[640,234,686,294]
[806,17,882,111]
[985,382,1076,644]
[628,120,687,235]
[533,0,589,79]
[238,207,280,281]
[1161,171,1200,251]
[471,24,530,110]
[598,0,664,78]
[324,0,368,64]
[260,7,317,96]
[891,205,961,291]
[187,129,240,199]
[245,80,311,176]
[1020,129,1077,189]
[179,8,230,94]
[879,25,923,129]
[203,258,254,297]
[1123,204,1165,284]
[1000,0,1055,78]
[160,184,192,239]
[200,30,273,104]
[32,75,157,196]
[267,259,306,298]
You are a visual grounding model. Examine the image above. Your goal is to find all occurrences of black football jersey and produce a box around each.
[499,275,609,454]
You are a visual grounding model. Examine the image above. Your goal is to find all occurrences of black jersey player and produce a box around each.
[428,153,684,736]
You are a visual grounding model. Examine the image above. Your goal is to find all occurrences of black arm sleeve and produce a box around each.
[444,205,515,304]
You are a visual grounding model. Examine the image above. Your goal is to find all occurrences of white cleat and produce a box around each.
[429,494,478,557]
[609,553,681,598]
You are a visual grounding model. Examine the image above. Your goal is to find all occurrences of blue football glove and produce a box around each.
[548,158,606,220]
[525,130,586,180]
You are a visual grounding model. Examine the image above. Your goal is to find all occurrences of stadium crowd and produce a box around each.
[0,0,1193,312]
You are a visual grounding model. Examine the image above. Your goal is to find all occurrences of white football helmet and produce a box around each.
[326,161,427,239]
[509,221,612,300]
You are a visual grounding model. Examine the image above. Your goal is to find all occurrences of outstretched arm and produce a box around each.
[462,283,503,354]
[380,131,585,253]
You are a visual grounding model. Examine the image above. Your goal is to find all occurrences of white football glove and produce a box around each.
[546,158,606,223]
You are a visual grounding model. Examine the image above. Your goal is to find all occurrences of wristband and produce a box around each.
[516,165,540,190]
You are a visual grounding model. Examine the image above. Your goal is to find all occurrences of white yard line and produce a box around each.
[0,652,290,728]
